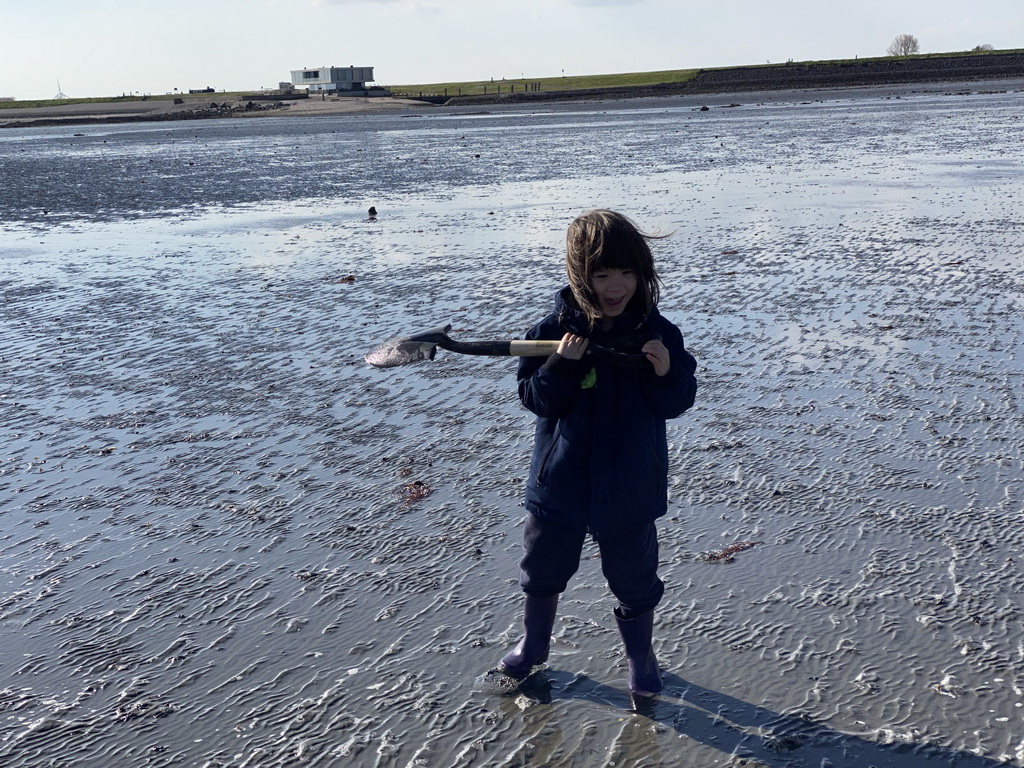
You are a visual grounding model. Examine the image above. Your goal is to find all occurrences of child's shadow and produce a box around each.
[516,670,1007,767]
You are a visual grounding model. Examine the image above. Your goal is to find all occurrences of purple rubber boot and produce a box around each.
[615,607,663,695]
[498,594,559,679]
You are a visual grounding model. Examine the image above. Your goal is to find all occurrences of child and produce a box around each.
[496,209,697,696]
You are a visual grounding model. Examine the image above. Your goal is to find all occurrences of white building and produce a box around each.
[290,66,375,93]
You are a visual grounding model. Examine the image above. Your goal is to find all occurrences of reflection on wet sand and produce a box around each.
[507,671,1011,767]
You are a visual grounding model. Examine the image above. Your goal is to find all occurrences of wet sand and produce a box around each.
[1,82,1024,766]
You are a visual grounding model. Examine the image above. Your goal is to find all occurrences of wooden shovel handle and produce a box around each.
[508,340,562,356]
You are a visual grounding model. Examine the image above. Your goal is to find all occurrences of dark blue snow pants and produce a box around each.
[518,512,664,618]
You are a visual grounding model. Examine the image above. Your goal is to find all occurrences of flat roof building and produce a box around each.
[290,66,375,92]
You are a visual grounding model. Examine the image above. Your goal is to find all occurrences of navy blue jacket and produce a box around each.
[518,288,697,537]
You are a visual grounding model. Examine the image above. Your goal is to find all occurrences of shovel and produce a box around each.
[364,324,650,368]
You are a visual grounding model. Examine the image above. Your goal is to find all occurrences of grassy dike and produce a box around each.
[0,91,257,111]
[387,48,1024,104]
[385,68,700,99]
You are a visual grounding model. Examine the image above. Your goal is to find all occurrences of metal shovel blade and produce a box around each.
[363,324,451,368]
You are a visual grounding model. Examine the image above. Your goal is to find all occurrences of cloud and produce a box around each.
[568,0,645,5]
[317,0,403,4]
[316,0,440,9]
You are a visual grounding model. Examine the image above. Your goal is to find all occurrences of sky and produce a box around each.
[2,0,1023,100]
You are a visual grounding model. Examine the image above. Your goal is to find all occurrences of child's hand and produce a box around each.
[557,333,589,360]
[642,340,671,376]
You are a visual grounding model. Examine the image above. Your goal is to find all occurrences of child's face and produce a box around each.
[589,268,637,318]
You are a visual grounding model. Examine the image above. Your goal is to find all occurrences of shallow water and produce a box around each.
[2,85,1024,766]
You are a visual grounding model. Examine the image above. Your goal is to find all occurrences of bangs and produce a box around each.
[590,230,649,273]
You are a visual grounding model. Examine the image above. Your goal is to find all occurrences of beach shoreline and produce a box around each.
[0,93,436,128]
[4,74,1024,128]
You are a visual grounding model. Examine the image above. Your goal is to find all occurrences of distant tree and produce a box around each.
[971,44,995,52]
[887,34,920,56]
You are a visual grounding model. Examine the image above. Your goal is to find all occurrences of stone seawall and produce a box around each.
[692,51,1024,91]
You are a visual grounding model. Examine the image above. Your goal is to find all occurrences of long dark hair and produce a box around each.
[565,210,664,328]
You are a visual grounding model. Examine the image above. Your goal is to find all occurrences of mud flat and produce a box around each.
[1,85,1023,766]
